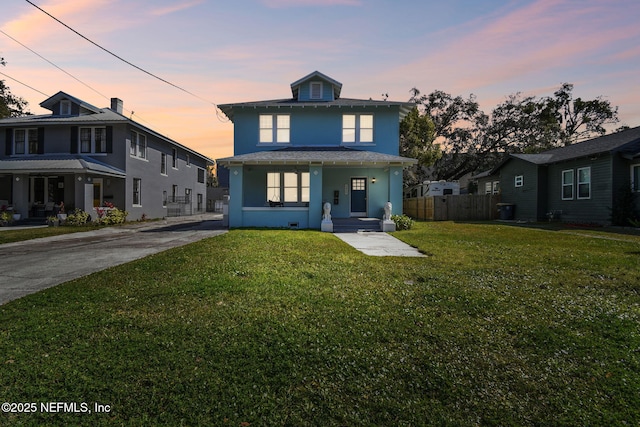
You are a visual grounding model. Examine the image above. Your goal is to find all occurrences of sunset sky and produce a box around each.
[1,0,639,160]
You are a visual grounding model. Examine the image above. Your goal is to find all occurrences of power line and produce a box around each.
[0,70,49,97]
[0,28,169,131]
[24,0,229,122]
[0,28,109,101]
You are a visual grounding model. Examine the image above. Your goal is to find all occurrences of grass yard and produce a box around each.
[0,222,639,426]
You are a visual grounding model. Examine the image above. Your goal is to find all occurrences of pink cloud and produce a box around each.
[150,0,205,16]
[261,0,361,7]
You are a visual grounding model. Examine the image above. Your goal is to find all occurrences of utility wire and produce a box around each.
[0,70,49,97]
[24,0,229,122]
[0,28,109,101]
[0,28,166,130]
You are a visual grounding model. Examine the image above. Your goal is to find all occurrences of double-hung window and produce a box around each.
[130,131,147,159]
[514,175,524,187]
[161,153,167,175]
[133,178,142,206]
[562,170,574,200]
[13,129,38,155]
[342,114,373,143]
[577,167,591,199]
[259,114,290,143]
[80,127,106,153]
[266,172,310,203]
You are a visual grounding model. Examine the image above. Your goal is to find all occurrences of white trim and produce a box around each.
[310,81,323,100]
[514,175,524,187]
[350,176,368,216]
[577,166,591,200]
[561,169,574,200]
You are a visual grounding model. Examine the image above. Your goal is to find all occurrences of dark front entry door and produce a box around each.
[350,177,367,216]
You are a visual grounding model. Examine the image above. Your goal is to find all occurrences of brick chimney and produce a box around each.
[110,98,123,114]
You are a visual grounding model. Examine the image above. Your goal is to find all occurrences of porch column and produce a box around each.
[389,166,404,216]
[73,174,93,216]
[228,165,243,228]
[309,165,323,229]
[12,174,29,217]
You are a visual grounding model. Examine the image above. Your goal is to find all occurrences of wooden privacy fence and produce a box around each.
[403,194,501,221]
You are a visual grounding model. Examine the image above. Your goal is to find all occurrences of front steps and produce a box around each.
[332,217,381,233]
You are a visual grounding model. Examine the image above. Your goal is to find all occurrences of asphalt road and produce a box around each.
[0,214,227,305]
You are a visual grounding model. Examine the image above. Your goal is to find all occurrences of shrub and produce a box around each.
[65,208,90,226]
[391,214,414,230]
[96,207,128,225]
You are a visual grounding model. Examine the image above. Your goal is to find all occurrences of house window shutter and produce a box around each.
[5,128,12,155]
[106,126,113,153]
[37,127,45,154]
[70,126,78,153]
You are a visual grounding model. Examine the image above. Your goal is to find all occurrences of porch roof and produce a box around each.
[217,147,418,167]
[0,155,126,177]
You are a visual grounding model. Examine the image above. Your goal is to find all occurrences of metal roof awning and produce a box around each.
[0,155,127,178]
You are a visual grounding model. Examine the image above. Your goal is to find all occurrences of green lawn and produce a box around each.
[1,222,639,426]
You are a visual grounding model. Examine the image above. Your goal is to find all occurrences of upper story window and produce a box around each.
[130,130,147,159]
[14,129,38,155]
[60,100,71,115]
[342,114,373,143]
[310,82,322,100]
[259,114,290,143]
[172,148,178,169]
[80,127,107,153]
[197,168,205,183]
[186,153,190,167]
[161,153,167,175]
[514,175,524,187]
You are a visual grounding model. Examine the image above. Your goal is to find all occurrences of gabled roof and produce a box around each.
[290,71,342,99]
[40,91,102,115]
[218,146,417,167]
[537,126,640,163]
[0,94,214,164]
[492,126,640,172]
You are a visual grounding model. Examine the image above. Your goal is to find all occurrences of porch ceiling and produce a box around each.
[218,147,417,167]
[0,155,126,177]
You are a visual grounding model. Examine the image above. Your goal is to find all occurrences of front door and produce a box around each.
[93,178,103,207]
[350,177,367,217]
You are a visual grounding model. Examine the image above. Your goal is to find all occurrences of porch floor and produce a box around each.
[332,217,381,233]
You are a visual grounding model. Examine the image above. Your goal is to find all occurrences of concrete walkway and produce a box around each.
[335,231,425,257]
[0,214,226,305]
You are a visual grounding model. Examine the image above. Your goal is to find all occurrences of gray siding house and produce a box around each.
[490,126,640,225]
[0,92,212,221]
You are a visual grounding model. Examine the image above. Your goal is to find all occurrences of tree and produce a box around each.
[399,107,440,185]
[544,83,619,146]
[0,57,30,118]
[407,84,621,181]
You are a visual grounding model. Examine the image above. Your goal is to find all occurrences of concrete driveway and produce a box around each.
[0,214,226,305]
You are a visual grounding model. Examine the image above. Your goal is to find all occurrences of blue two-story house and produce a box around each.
[217,71,416,229]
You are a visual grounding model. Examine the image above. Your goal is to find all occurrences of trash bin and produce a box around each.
[497,203,515,220]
